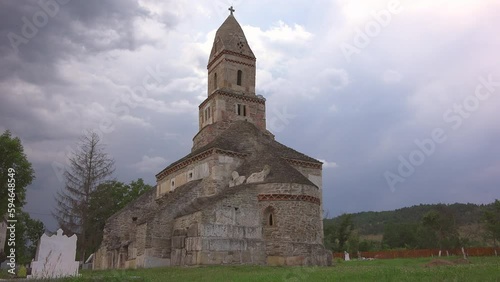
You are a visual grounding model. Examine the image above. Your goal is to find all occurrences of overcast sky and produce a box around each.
[1,0,499,231]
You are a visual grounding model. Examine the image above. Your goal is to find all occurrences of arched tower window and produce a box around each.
[214,73,218,89]
[237,70,242,86]
[263,206,275,227]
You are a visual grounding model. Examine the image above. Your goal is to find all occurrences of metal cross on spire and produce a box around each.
[228,6,235,15]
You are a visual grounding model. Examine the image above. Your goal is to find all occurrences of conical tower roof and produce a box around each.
[208,14,256,64]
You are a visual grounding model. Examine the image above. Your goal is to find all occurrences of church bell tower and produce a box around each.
[192,7,267,151]
[207,7,256,96]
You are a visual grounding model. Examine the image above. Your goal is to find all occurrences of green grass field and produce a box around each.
[3,256,498,281]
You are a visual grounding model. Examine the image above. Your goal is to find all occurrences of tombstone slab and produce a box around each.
[344,251,350,261]
[28,229,79,279]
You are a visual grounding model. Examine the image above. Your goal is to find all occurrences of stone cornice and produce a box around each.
[207,49,256,70]
[284,158,322,169]
[156,148,247,181]
[199,90,265,110]
[208,58,255,74]
[258,193,321,205]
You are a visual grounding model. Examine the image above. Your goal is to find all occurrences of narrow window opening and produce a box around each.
[171,180,175,187]
[214,73,218,89]
[236,104,247,116]
[204,106,210,123]
[237,70,242,86]
[188,172,193,179]
[263,206,275,228]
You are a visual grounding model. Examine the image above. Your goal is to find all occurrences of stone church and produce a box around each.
[94,10,332,269]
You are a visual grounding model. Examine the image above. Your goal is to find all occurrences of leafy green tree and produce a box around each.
[337,214,354,251]
[421,206,460,249]
[346,231,360,255]
[2,211,45,264]
[415,224,438,249]
[358,240,381,252]
[86,179,153,255]
[323,222,337,251]
[382,223,418,249]
[0,130,35,217]
[483,199,500,246]
[324,214,354,252]
[24,213,45,260]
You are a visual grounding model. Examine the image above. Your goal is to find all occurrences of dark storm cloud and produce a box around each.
[0,0,178,84]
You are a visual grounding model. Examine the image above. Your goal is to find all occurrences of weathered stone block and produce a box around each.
[144,256,170,268]
[172,237,185,249]
[285,256,305,266]
[124,259,136,269]
[267,256,285,266]
[173,229,187,236]
[200,251,225,265]
[171,249,186,266]
[246,165,270,183]
[187,224,199,237]
[185,237,202,251]
[229,171,246,187]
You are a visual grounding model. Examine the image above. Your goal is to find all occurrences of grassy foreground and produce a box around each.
[25,256,500,281]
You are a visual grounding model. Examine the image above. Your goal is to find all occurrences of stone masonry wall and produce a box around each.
[208,53,256,96]
[196,184,266,265]
[94,188,158,269]
[289,165,325,243]
[257,182,330,266]
[193,93,266,151]
[146,152,243,266]
[256,183,321,199]
[96,157,331,269]
[259,200,322,245]
[156,159,210,197]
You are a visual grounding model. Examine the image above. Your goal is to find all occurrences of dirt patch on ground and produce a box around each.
[452,258,471,264]
[424,258,471,268]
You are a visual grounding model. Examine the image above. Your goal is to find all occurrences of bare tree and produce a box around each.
[53,131,115,261]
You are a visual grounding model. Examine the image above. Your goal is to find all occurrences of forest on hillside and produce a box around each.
[323,201,500,253]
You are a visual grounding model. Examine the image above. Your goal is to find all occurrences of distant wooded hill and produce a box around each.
[324,202,495,236]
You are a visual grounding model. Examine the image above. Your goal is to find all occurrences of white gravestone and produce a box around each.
[344,251,350,261]
[28,229,79,279]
